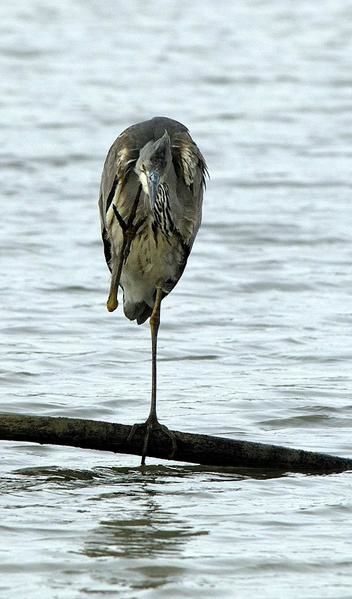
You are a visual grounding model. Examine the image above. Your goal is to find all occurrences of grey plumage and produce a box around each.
[98,116,208,464]
[99,116,207,323]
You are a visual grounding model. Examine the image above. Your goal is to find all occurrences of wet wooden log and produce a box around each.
[0,413,351,473]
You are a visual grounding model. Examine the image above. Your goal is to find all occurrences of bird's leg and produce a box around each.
[149,287,162,423]
[127,288,177,465]
[106,186,143,312]
[107,245,125,312]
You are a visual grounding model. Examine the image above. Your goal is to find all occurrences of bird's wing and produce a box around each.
[171,130,208,248]
[98,132,139,269]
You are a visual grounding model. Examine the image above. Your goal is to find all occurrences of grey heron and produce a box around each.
[99,116,208,464]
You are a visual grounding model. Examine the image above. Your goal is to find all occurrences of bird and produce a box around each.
[98,116,208,464]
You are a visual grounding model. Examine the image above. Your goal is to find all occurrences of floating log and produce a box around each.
[0,413,351,473]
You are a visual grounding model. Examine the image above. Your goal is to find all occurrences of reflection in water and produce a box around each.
[84,468,207,562]
[85,511,197,560]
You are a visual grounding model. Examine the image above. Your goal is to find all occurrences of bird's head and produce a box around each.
[135,130,172,210]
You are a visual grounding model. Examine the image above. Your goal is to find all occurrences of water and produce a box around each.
[1,0,352,596]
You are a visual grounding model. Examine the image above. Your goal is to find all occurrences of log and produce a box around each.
[0,413,351,473]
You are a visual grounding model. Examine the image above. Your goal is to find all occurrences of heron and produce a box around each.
[98,116,208,464]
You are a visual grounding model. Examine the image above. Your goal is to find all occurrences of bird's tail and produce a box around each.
[123,300,152,325]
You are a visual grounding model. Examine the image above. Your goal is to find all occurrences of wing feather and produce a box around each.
[171,131,208,247]
[98,132,139,269]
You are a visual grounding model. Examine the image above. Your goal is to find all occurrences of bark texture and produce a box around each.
[1,413,351,473]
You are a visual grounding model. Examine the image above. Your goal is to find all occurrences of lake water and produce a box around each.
[1,1,352,597]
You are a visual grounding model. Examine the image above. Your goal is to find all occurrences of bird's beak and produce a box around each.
[147,170,160,208]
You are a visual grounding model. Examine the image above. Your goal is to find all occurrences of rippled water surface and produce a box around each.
[1,1,352,597]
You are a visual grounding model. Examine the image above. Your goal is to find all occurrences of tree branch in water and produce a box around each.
[0,413,351,473]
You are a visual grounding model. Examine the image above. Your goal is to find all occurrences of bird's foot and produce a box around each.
[107,291,118,312]
[127,416,177,465]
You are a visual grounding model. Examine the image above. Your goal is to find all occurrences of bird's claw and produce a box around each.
[127,417,177,465]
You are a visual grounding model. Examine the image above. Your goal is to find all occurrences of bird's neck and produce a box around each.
[152,183,175,236]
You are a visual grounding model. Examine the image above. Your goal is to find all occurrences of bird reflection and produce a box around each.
[84,468,206,561]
